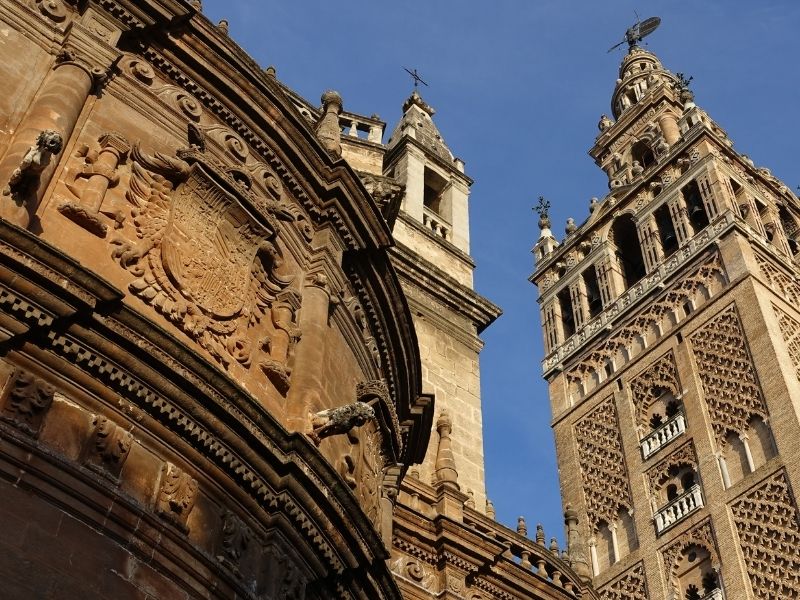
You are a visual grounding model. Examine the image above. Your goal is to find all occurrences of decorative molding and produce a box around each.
[598,561,648,600]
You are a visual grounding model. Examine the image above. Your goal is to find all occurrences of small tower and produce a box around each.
[532,39,800,600]
[384,90,500,512]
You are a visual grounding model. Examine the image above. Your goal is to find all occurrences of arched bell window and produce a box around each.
[611,214,646,289]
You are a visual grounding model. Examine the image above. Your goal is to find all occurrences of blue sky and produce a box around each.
[201,0,800,543]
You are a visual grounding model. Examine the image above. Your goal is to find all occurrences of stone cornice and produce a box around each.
[391,240,501,334]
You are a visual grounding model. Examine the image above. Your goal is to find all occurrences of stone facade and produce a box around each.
[0,1,596,599]
[532,38,800,600]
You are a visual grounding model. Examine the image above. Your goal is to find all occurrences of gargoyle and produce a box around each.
[4,130,63,198]
[308,402,375,446]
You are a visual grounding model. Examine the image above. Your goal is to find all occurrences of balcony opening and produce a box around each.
[640,389,685,459]
[654,203,679,257]
[683,180,710,232]
[611,214,646,288]
[583,267,603,319]
[557,287,575,339]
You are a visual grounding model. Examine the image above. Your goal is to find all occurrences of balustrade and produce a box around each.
[422,206,450,241]
[655,484,704,534]
[641,411,686,459]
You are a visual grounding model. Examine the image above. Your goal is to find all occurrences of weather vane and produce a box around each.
[404,67,428,89]
[607,15,661,53]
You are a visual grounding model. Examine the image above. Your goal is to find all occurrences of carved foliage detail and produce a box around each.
[773,304,800,382]
[574,396,632,529]
[629,350,681,428]
[731,469,800,599]
[599,561,648,600]
[156,462,198,532]
[0,369,55,436]
[85,415,132,479]
[755,252,800,306]
[689,304,768,445]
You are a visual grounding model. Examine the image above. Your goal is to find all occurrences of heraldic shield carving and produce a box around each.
[111,134,299,374]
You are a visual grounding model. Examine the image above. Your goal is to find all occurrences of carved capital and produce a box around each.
[216,511,251,578]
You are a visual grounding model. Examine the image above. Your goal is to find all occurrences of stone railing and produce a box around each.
[701,589,724,600]
[339,112,383,143]
[654,484,704,534]
[641,411,686,459]
[542,210,736,375]
[422,205,450,241]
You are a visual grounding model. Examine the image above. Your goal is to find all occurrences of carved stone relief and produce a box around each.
[646,441,698,494]
[731,469,800,599]
[216,510,251,579]
[156,461,198,532]
[106,134,302,382]
[0,368,55,437]
[84,414,132,480]
[689,304,769,446]
[573,396,633,530]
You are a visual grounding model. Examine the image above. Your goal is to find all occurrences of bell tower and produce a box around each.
[384,90,500,512]
[531,39,800,600]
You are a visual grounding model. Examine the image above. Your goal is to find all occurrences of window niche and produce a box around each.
[631,139,656,171]
[582,266,603,319]
[672,545,720,600]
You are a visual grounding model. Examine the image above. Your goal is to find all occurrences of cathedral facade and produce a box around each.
[0,1,594,599]
[532,41,800,600]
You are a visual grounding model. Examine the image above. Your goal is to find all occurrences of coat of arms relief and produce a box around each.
[108,128,302,393]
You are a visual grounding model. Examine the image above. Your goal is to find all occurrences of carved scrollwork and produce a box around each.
[125,57,156,85]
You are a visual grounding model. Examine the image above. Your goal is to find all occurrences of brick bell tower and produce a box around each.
[530,36,800,600]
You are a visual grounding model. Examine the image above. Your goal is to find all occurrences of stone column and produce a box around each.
[638,213,664,272]
[739,433,756,473]
[285,272,332,432]
[717,453,731,489]
[658,113,681,145]
[0,25,118,228]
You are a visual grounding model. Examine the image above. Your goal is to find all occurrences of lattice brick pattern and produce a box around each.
[731,469,800,599]
[755,252,800,305]
[629,350,681,428]
[689,304,768,445]
[773,304,800,382]
[598,562,648,600]
[574,396,632,529]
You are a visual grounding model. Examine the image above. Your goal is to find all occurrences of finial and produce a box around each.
[550,537,560,555]
[675,72,695,105]
[565,218,577,236]
[486,499,496,519]
[434,410,459,490]
[465,490,475,509]
[589,197,599,213]
[598,114,614,132]
[517,516,528,536]
[533,196,551,231]
[315,91,343,158]
[536,523,545,545]
[404,67,429,89]
[217,19,229,35]
[264,65,276,78]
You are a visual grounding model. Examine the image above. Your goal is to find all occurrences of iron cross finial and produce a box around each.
[404,67,428,89]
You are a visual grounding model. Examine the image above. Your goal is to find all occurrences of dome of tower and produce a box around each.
[611,47,679,119]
